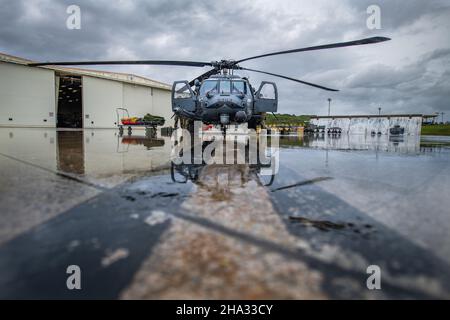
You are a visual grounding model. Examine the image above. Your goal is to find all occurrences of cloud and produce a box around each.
[0,0,449,119]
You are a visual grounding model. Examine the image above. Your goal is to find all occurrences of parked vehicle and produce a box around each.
[390,125,405,135]
[327,127,342,135]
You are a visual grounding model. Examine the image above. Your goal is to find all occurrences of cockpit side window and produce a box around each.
[199,80,218,95]
[232,81,246,94]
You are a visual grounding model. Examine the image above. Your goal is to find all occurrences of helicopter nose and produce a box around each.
[220,114,230,125]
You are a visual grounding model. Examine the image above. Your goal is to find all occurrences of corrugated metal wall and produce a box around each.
[81,76,173,128]
[0,62,56,127]
[82,76,123,128]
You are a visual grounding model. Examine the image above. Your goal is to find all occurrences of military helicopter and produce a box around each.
[29,36,390,133]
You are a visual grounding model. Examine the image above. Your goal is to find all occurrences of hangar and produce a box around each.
[0,52,173,129]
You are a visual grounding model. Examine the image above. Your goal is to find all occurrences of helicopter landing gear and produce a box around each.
[185,119,195,136]
[248,118,266,131]
[178,117,196,146]
[179,117,193,132]
[247,118,258,130]
[173,114,180,129]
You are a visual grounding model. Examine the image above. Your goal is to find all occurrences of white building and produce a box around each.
[0,52,173,129]
[310,115,423,135]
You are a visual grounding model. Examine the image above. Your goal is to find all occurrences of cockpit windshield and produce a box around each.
[199,80,218,95]
[200,79,248,95]
[219,81,231,94]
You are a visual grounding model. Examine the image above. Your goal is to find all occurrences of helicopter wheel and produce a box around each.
[221,125,227,136]
[179,118,195,146]
[186,119,194,136]
[247,118,260,131]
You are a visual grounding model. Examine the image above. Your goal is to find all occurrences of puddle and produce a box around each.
[0,128,172,188]
[101,248,130,267]
[1,129,450,299]
[289,216,346,231]
[288,216,376,237]
[272,177,333,192]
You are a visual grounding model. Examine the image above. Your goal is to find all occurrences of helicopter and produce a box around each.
[29,36,390,134]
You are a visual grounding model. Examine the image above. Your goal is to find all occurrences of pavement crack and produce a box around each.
[271,176,333,192]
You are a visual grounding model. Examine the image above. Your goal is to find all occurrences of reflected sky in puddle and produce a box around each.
[0,128,172,188]
[270,134,450,267]
[1,128,447,181]
[279,133,450,154]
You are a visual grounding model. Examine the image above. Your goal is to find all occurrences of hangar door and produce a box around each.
[56,75,83,128]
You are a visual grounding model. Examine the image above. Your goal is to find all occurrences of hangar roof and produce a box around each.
[0,52,171,91]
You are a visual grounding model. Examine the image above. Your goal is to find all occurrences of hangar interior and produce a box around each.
[56,74,83,128]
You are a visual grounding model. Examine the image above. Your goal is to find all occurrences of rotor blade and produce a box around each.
[29,60,213,67]
[188,68,219,87]
[236,36,391,64]
[238,67,339,92]
[172,68,219,95]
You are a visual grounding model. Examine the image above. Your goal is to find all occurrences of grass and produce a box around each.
[421,124,450,136]
[265,114,311,126]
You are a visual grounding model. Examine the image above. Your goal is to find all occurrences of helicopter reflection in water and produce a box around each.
[170,127,278,186]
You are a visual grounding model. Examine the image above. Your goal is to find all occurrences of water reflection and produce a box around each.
[278,133,422,153]
[120,136,165,150]
[1,128,448,184]
[0,128,170,183]
[57,131,85,174]
[420,135,450,153]
[170,140,276,186]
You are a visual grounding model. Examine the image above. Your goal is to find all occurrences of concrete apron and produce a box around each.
[121,162,325,299]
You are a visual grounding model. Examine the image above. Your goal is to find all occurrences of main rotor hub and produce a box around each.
[211,60,239,70]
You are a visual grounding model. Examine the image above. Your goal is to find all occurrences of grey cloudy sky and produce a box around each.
[1,0,449,119]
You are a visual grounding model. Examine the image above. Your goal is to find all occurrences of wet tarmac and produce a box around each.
[0,128,449,299]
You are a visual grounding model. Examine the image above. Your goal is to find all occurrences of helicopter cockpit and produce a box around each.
[199,78,250,96]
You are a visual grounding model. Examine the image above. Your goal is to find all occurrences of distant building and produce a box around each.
[422,114,439,125]
[310,114,424,135]
[0,52,173,129]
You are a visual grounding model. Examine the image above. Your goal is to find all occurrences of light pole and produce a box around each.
[328,98,332,116]
[442,112,445,124]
